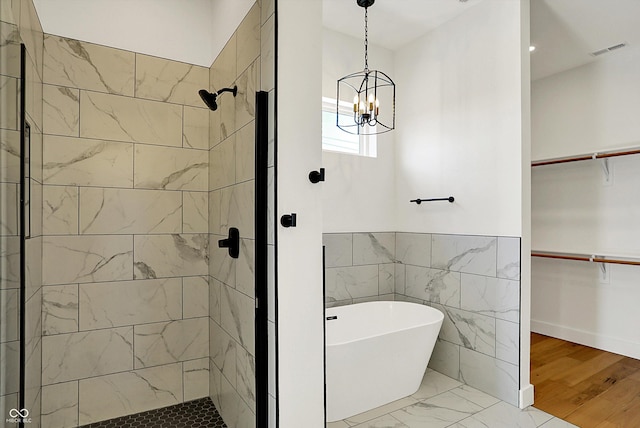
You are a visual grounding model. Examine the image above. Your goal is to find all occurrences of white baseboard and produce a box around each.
[519,384,534,409]
[531,319,640,360]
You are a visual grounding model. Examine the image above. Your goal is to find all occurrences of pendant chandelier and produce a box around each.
[337,0,395,135]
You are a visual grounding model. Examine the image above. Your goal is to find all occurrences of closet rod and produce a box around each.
[531,251,640,266]
[532,148,640,167]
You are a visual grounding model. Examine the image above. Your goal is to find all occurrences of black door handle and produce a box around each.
[218,227,239,258]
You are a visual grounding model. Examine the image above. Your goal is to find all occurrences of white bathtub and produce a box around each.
[325,301,444,422]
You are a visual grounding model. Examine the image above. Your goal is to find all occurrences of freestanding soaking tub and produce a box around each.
[325,301,444,422]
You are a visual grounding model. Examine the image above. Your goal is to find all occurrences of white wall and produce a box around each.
[322,28,395,233]
[394,0,525,238]
[531,47,640,359]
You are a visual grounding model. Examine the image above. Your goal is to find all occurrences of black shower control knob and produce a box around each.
[280,213,297,228]
[309,168,325,184]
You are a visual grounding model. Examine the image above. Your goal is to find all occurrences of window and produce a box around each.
[321,97,377,157]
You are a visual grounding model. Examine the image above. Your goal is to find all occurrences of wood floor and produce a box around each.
[531,333,640,428]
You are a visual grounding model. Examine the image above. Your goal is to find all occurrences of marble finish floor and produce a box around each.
[327,369,579,428]
[79,398,226,428]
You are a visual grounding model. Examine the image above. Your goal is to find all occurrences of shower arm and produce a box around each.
[217,86,238,96]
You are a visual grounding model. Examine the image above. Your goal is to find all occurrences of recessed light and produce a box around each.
[529,45,536,52]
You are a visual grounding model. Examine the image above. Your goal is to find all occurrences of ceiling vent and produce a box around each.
[591,42,628,57]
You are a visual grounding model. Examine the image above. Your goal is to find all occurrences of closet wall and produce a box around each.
[531,46,640,359]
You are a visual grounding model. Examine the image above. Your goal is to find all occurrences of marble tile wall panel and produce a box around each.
[460,274,520,323]
[323,234,352,268]
[43,35,135,95]
[431,234,497,277]
[0,129,20,183]
[260,15,275,91]
[220,284,255,356]
[210,319,237,387]
[379,263,395,295]
[0,76,18,130]
[183,106,209,149]
[219,372,256,428]
[134,234,208,279]
[459,347,519,406]
[497,237,521,280]
[209,105,221,148]
[42,284,78,335]
[134,317,209,368]
[0,182,18,235]
[43,135,133,187]
[0,21,21,78]
[325,265,378,302]
[77,363,183,425]
[236,3,260,76]
[0,341,19,395]
[43,185,78,235]
[42,327,133,384]
[183,276,209,319]
[184,357,210,401]
[495,319,519,365]
[434,304,496,357]
[236,238,255,298]
[25,236,42,299]
[235,60,258,133]
[353,232,396,265]
[210,134,236,190]
[135,54,208,107]
[43,84,79,136]
[405,265,460,307]
[237,346,256,412]
[19,0,43,80]
[236,122,255,183]
[78,278,182,330]
[183,191,208,233]
[390,390,483,427]
[23,338,41,428]
[80,91,182,146]
[41,381,78,428]
[210,278,222,324]
[396,232,431,267]
[428,338,460,380]
[42,235,133,285]
[79,187,182,234]
[25,50,43,133]
[395,263,406,295]
[0,289,18,342]
[210,34,236,104]
[219,179,255,239]
[29,115,43,183]
[210,233,236,287]
[134,144,208,191]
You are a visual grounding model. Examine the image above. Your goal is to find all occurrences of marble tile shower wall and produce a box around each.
[323,232,522,406]
[1,0,44,425]
[38,34,210,427]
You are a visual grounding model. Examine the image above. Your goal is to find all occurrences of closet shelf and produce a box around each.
[532,147,640,167]
[532,250,640,266]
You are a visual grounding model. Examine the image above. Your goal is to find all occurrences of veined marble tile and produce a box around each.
[0,76,18,130]
[210,34,236,104]
[43,135,133,187]
[391,391,484,428]
[79,187,181,234]
[432,235,497,277]
[236,121,255,183]
[237,3,261,75]
[25,236,42,298]
[134,234,208,279]
[0,289,18,341]
[42,235,133,285]
[210,277,222,323]
[134,144,208,191]
[209,105,221,148]
[236,238,255,298]
[219,371,256,428]
[0,341,19,395]
[43,35,135,95]
[459,347,519,406]
[23,338,42,428]
[350,414,408,428]
[497,237,521,280]
[325,265,378,302]
[1,0,17,24]
[412,369,462,400]
[260,15,275,91]
[379,263,395,295]
[183,191,208,233]
[353,232,396,265]
[42,284,78,335]
[435,304,496,356]
[235,60,258,133]
[209,190,222,237]
[323,233,353,268]
[210,134,236,190]
[237,346,256,412]
[28,178,43,238]
[210,233,236,287]
[42,327,134,384]
[19,0,43,83]
[396,232,431,267]
[78,363,183,425]
[539,418,581,428]
[0,21,20,78]
[184,276,209,318]
[460,274,520,323]
[209,360,222,410]
[394,263,406,295]
[405,265,460,307]
[184,357,210,401]
[210,318,236,387]
[43,84,80,136]
[450,384,501,409]
[261,0,274,24]
[0,129,20,183]
[25,52,43,133]
[496,319,519,365]
[462,401,553,428]
[43,185,78,235]
[41,381,78,428]
[183,106,209,149]
[221,284,255,355]
[219,180,255,239]
[79,278,182,330]
[0,182,18,235]
[344,396,418,426]
[80,91,182,146]
[135,54,208,106]
[134,317,209,368]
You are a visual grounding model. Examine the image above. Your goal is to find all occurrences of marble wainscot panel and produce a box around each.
[43,185,78,235]
[42,284,79,335]
[325,265,379,303]
[497,236,521,280]
[43,235,133,285]
[79,278,182,330]
[80,91,182,146]
[404,265,460,307]
[459,347,519,406]
[134,144,208,191]
[41,381,79,428]
[79,188,182,234]
[135,54,209,107]
[134,234,209,279]
[460,274,519,323]
[352,232,395,265]
[183,106,210,150]
[43,35,135,95]
[323,233,352,268]
[183,191,208,233]
[396,232,432,267]
[184,358,210,401]
[42,84,79,136]
[434,304,496,357]
[431,234,497,277]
